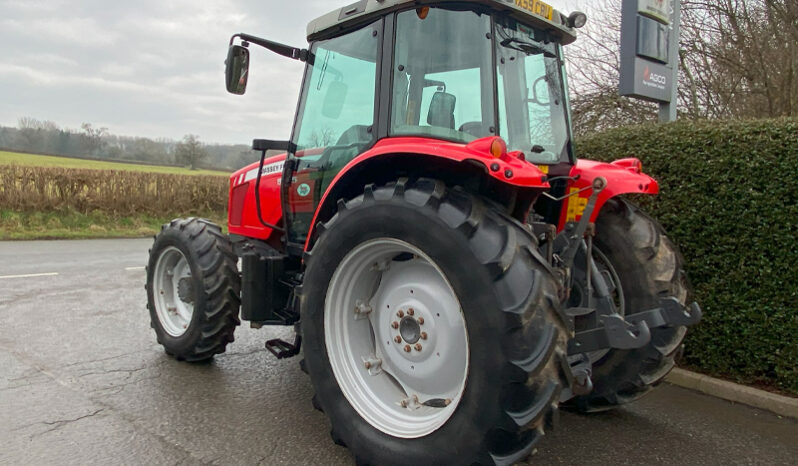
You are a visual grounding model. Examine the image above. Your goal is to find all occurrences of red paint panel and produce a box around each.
[227,154,286,240]
[557,158,659,232]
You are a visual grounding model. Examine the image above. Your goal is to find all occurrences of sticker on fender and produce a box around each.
[243,161,284,183]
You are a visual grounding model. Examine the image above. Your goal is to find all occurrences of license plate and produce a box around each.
[514,0,554,20]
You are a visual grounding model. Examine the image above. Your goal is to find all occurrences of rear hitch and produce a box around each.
[567,298,702,356]
[568,314,651,355]
[625,297,703,329]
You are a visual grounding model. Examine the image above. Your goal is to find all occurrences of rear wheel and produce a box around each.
[146,218,241,362]
[301,179,568,465]
[569,198,689,411]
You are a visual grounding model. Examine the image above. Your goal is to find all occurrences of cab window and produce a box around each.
[390,8,495,143]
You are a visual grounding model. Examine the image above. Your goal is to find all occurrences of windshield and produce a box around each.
[390,8,495,143]
[495,17,570,164]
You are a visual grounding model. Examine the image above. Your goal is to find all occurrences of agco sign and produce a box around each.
[620,0,677,104]
[644,67,668,87]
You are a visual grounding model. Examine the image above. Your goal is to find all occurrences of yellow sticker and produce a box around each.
[565,188,580,222]
[566,190,589,222]
[514,0,555,20]
[537,164,549,174]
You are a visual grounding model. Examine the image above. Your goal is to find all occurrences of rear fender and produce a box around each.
[557,158,659,231]
[304,137,550,251]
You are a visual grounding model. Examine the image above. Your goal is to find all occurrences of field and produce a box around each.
[0,150,229,176]
[0,152,230,240]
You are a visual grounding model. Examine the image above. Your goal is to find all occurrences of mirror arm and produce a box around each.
[231,33,309,62]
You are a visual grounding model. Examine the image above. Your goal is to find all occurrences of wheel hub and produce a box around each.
[399,316,421,344]
[177,277,194,303]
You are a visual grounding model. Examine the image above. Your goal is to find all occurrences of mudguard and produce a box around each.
[304,136,551,250]
[557,158,659,231]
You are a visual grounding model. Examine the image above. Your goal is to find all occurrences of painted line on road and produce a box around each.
[0,272,59,280]
[125,266,145,271]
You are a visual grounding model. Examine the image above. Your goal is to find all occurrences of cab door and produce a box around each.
[283,20,382,246]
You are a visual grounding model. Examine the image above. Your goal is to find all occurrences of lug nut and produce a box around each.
[394,336,402,343]
[404,345,411,353]
[397,310,404,318]
[391,321,399,329]
[421,332,428,340]
[418,317,424,325]
[408,308,414,316]
[364,361,372,369]
[414,343,423,352]
[400,400,408,408]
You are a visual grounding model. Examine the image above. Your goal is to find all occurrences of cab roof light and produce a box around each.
[567,11,588,29]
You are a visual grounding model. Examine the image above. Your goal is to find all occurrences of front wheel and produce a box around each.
[146,218,241,362]
[301,179,568,465]
[569,198,690,411]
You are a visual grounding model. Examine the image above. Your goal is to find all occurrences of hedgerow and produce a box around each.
[0,165,227,216]
[577,118,798,395]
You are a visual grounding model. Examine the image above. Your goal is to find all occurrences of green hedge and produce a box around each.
[576,118,798,395]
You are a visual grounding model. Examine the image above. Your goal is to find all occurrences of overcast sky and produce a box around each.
[0,0,580,145]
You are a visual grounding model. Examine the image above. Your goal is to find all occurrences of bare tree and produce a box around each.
[175,134,208,170]
[681,0,797,118]
[563,0,659,136]
[80,122,108,155]
[307,128,336,148]
[563,0,797,135]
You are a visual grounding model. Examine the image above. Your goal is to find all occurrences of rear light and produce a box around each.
[467,136,509,160]
[490,139,507,158]
[612,158,643,174]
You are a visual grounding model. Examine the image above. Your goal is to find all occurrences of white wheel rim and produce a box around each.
[153,246,194,337]
[325,238,469,439]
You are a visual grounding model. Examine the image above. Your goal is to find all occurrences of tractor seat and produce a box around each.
[427,92,456,129]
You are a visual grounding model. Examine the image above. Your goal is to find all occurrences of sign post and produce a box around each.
[619,0,681,122]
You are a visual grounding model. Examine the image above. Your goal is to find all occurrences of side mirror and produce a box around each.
[225,45,250,95]
[322,81,348,119]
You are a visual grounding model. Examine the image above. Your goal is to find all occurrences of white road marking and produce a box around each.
[0,272,59,280]
[125,266,145,271]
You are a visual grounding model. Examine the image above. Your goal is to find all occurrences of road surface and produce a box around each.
[1,239,796,465]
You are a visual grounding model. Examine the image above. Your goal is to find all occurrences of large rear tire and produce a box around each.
[301,179,569,465]
[146,218,241,362]
[569,198,689,412]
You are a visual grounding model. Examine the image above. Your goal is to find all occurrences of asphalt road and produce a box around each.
[1,238,796,466]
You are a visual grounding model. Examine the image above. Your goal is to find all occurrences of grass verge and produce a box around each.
[0,210,227,240]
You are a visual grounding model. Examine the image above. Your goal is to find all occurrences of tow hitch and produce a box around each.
[544,178,702,359]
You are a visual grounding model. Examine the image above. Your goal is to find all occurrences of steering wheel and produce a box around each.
[527,76,550,107]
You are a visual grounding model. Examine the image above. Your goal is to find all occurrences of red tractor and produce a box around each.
[146,1,701,464]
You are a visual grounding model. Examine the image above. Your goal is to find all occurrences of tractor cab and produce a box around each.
[225,0,586,247]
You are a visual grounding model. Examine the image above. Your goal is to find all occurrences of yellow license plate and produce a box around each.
[514,0,554,20]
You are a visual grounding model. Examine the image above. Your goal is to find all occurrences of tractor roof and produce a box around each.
[307,0,578,45]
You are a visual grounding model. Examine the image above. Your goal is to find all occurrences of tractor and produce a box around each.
[146,1,702,464]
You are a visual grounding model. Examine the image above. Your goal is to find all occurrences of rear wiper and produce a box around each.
[500,38,556,59]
